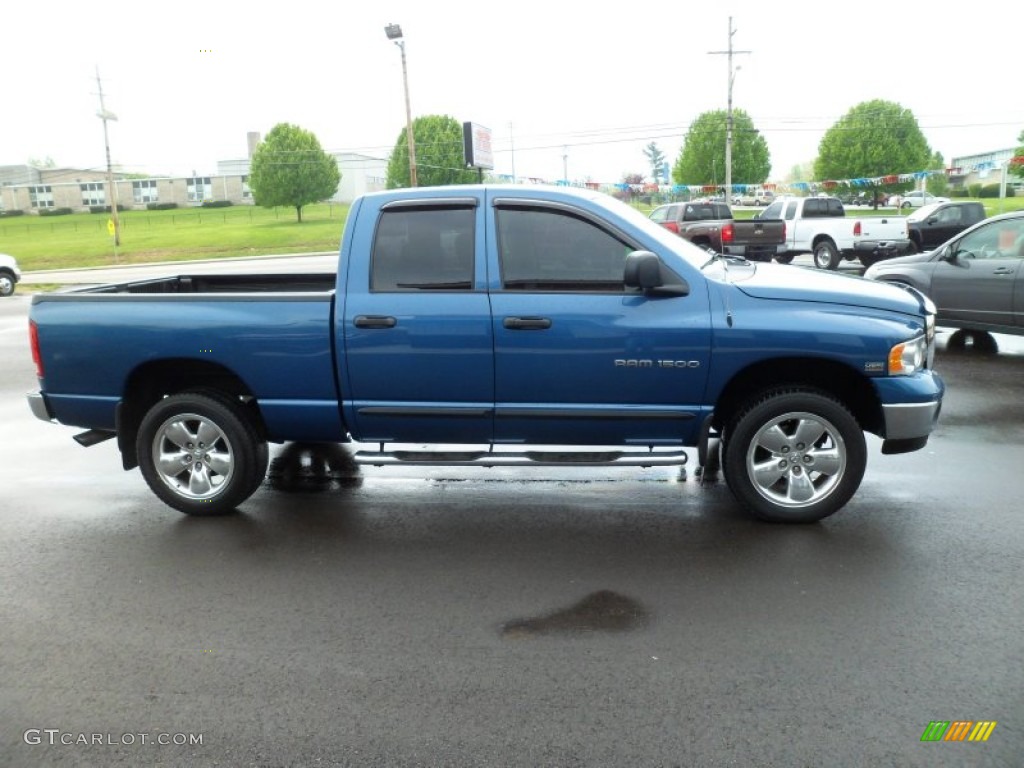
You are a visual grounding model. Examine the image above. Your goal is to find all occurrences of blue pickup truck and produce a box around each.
[26,185,944,523]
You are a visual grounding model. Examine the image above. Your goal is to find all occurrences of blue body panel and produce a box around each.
[30,184,944,450]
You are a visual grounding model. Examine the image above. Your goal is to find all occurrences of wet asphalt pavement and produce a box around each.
[0,291,1021,767]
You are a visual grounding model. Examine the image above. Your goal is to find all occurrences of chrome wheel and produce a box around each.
[151,412,235,499]
[723,389,866,522]
[745,410,846,508]
[0,274,14,297]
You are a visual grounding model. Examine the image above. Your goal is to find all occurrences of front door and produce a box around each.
[488,199,712,446]
[932,216,1024,330]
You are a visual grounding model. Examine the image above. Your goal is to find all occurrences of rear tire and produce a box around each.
[0,271,15,297]
[774,253,795,265]
[722,389,866,523]
[813,240,840,270]
[137,392,266,515]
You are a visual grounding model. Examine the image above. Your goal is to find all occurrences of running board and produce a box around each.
[351,447,689,468]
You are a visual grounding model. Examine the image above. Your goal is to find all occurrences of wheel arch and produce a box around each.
[711,357,883,437]
[117,358,268,470]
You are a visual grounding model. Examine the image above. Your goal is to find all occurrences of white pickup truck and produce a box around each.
[759,196,910,269]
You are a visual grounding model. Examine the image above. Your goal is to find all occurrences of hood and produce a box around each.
[720,261,924,315]
[867,250,936,268]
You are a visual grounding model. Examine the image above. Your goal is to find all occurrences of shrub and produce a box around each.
[967,183,983,198]
[948,189,969,198]
[146,202,178,210]
[978,184,1014,198]
[201,200,233,208]
[38,207,73,217]
[0,209,25,217]
[89,204,128,214]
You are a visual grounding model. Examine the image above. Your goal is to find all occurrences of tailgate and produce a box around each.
[857,216,907,239]
[734,219,785,246]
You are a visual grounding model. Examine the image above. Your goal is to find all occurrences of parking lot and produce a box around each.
[1,290,1021,766]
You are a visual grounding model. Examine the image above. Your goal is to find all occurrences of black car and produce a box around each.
[864,211,1024,337]
[906,201,986,253]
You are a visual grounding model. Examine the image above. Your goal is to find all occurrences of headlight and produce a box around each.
[888,335,927,375]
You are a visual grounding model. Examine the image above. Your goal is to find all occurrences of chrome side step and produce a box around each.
[351,446,688,468]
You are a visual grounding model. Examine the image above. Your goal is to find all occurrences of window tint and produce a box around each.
[827,199,844,217]
[371,207,475,291]
[804,199,822,217]
[784,201,797,220]
[497,207,633,292]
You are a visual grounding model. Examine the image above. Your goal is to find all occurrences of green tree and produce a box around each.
[672,109,770,187]
[814,100,931,203]
[1010,129,1024,180]
[249,123,340,223]
[387,114,478,188]
[643,142,666,182]
[925,150,950,196]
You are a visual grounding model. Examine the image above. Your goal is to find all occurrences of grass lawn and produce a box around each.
[5,195,1023,272]
[1,202,349,271]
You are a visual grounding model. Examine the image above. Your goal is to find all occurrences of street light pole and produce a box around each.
[385,24,417,187]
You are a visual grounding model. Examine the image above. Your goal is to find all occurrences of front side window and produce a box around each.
[496,207,633,292]
[958,219,1024,260]
[371,207,474,291]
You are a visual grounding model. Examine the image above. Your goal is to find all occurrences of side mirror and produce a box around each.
[624,251,663,291]
[624,251,689,297]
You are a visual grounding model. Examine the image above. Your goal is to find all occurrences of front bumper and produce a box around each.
[27,391,55,422]
[874,370,944,454]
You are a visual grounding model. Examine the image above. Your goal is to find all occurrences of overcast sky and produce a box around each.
[4,1,1022,185]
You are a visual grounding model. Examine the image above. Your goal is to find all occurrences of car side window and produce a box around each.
[649,207,667,223]
[496,207,634,292]
[957,219,1024,260]
[371,207,475,291]
[804,199,821,218]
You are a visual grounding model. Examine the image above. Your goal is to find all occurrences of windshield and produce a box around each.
[908,204,940,222]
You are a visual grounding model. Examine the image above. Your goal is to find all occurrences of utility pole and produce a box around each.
[95,67,121,247]
[708,17,750,198]
[509,122,516,183]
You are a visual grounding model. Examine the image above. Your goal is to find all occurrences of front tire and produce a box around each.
[722,389,866,523]
[137,392,266,515]
[813,240,840,270]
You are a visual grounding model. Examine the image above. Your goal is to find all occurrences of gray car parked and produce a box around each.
[863,211,1024,337]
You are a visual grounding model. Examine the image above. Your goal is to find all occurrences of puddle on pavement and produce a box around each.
[501,590,649,638]
[266,442,362,492]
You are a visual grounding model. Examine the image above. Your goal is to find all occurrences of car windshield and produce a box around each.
[908,204,941,222]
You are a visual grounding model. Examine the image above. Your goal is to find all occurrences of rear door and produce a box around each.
[487,195,712,446]
[340,197,495,443]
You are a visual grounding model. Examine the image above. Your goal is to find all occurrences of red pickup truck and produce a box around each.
[649,201,786,262]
